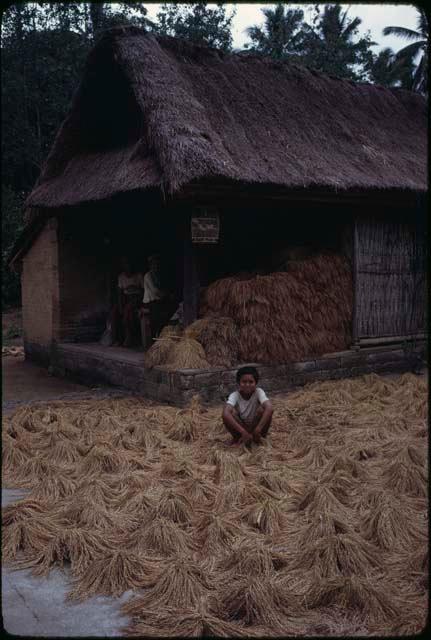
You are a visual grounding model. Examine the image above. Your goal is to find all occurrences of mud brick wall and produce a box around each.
[22,219,59,348]
[57,219,110,342]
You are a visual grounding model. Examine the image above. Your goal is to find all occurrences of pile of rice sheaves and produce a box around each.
[144,335,210,370]
[184,317,239,368]
[201,253,352,363]
[3,372,427,637]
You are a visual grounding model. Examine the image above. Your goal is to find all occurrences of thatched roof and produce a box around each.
[26,26,427,210]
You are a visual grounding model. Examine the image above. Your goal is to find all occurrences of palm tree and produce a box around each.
[383,8,428,94]
[369,47,415,89]
[245,4,305,61]
[300,4,375,81]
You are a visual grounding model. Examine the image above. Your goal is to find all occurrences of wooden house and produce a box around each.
[9,27,427,403]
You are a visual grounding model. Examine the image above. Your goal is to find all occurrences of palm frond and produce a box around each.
[383,26,421,41]
[418,9,428,37]
[394,40,426,63]
[343,16,362,39]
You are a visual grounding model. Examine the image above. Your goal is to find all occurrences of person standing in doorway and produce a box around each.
[110,257,145,347]
[142,255,175,339]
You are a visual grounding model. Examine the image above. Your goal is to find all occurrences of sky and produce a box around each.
[144,3,420,54]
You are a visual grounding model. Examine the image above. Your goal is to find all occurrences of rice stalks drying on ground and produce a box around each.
[2,372,427,636]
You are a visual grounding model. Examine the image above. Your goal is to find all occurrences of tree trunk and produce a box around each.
[89,3,105,38]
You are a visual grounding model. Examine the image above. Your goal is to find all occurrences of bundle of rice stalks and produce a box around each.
[289,443,334,468]
[360,490,427,551]
[219,576,292,629]
[132,517,195,555]
[214,450,246,485]
[167,338,210,370]
[143,337,176,369]
[29,472,78,502]
[318,454,367,481]
[240,497,285,535]
[185,317,239,367]
[381,454,427,498]
[166,415,198,442]
[212,479,274,514]
[258,471,303,497]
[5,458,73,492]
[306,576,401,621]
[2,508,59,564]
[122,555,211,610]
[40,439,82,465]
[78,443,129,476]
[15,526,112,577]
[2,434,31,481]
[67,550,163,600]
[292,533,382,578]
[2,345,24,357]
[178,477,217,505]
[73,477,116,509]
[121,492,155,520]
[316,470,362,507]
[159,324,183,339]
[194,512,245,555]
[154,489,194,524]
[159,458,199,482]
[132,425,164,453]
[216,538,275,578]
[294,484,354,524]
[123,601,256,637]
[292,511,352,547]
[60,495,139,533]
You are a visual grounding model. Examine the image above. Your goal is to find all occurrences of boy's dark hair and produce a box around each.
[236,366,259,384]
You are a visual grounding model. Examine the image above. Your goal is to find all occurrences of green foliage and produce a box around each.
[156,2,235,51]
[382,7,428,94]
[2,186,25,307]
[300,4,375,81]
[245,4,305,61]
[367,47,415,89]
[1,2,151,307]
[4,323,23,340]
[244,4,376,82]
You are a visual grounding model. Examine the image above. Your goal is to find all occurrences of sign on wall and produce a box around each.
[191,207,220,244]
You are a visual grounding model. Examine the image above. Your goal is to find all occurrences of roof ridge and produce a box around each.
[97,26,425,97]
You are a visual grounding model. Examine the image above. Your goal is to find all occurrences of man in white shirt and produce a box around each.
[222,366,273,446]
[142,254,176,339]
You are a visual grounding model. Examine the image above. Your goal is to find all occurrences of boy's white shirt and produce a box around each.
[226,387,269,424]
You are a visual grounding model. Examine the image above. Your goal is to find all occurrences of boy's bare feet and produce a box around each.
[223,438,240,446]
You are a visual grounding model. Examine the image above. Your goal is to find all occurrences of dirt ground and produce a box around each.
[2,307,121,411]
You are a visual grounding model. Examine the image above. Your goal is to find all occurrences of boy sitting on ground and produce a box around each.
[222,366,273,446]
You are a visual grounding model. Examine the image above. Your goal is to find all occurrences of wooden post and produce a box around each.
[183,212,199,327]
[351,218,360,349]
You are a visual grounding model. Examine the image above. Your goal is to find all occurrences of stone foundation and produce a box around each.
[23,340,427,406]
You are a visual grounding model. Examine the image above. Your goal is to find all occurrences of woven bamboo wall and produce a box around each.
[355,218,426,339]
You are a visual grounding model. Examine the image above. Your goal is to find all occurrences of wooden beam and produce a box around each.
[183,213,199,327]
[358,333,427,347]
